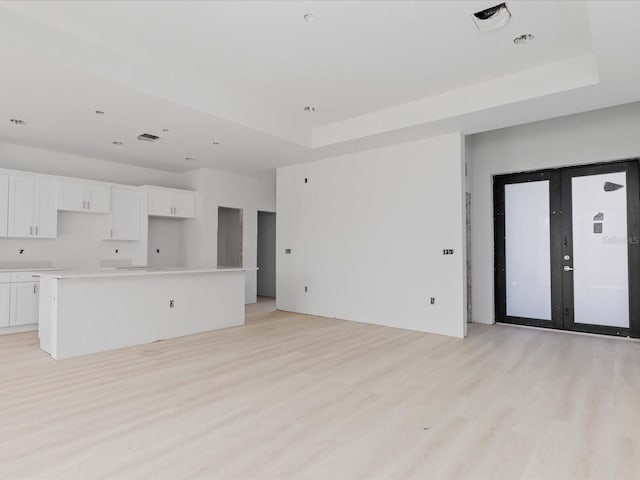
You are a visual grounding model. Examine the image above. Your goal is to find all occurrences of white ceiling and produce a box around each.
[0,1,639,175]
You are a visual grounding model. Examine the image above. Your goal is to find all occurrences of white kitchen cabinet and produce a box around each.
[106,187,140,240]
[9,282,38,326]
[8,175,57,238]
[88,185,110,213]
[0,283,10,328]
[174,191,196,218]
[0,174,8,237]
[147,187,195,218]
[58,180,110,213]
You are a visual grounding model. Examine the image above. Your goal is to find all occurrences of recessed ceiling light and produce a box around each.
[514,34,535,44]
[472,3,510,32]
[303,106,316,113]
[184,157,195,161]
[112,141,123,145]
[212,141,220,145]
[303,13,318,23]
[9,118,26,125]
[162,128,170,132]
[95,110,105,115]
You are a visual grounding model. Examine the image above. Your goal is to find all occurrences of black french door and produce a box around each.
[494,159,640,337]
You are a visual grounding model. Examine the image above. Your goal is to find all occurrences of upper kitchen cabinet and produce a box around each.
[58,180,110,214]
[0,174,8,237]
[7,175,57,238]
[146,186,196,218]
[105,187,141,241]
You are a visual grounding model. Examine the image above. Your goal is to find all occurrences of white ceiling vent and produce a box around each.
[472,3,511,32]
[137,133,160,142]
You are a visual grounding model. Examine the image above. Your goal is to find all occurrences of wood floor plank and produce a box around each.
[1,298,638,479]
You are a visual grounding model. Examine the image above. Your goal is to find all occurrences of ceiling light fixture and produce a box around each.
[162,128,170,132]
[112,141,123,145]
[471,3,510,32]
[513,33,535,44]
[303,13,318,23]
[9,118,26,125]
[212,141,220,145]
[303,106,316,113]
[95,110,105,115]
[184,157,195,161]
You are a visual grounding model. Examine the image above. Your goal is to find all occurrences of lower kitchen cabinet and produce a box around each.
[0,284,9,328]
[9,281,38,326]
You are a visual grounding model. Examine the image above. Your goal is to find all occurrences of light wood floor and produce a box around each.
[1,298,639,480]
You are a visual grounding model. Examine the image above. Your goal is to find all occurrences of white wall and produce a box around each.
[0,142,184,188]
[182,168,276,304]
[147,217,186,268]
[468,101,640,324]
[277,133,466,338]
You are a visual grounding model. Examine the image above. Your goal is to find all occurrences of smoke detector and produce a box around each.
[472,3,511,32]
[137,133,160,142]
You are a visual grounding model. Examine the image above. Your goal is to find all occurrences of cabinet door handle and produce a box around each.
[33,284,36,294]
[82,200,86,209]
[35,226,38,236]
[88,200,91,210]
[110,229,113,238]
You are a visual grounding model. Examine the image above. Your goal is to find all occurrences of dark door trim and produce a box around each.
[493,158,640,338]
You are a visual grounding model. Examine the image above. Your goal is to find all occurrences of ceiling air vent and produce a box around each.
[137,133,160,142]
[472,3,511,32]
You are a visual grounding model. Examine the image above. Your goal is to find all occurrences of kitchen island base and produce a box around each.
[38,268,246,359]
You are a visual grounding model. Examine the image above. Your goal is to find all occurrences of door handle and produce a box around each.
[564,266,574,272]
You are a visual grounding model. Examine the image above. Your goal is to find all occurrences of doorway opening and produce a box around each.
[494,159,640,337]
[217,207,243,268]
[257,211,276,302]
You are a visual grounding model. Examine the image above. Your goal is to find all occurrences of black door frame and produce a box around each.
[494,159,640,338]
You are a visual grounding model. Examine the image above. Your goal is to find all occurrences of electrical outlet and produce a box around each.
[430,297,436,305]
[169,300,175,308]
[304,286,308,293]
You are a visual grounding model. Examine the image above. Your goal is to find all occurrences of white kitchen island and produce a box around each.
[37,267,250,359]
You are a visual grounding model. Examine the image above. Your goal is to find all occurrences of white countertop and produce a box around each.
[0,267,60,273]
[35,266,256,280]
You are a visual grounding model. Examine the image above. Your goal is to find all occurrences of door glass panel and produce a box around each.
[571,172,629,327]
[504,181,552,320]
